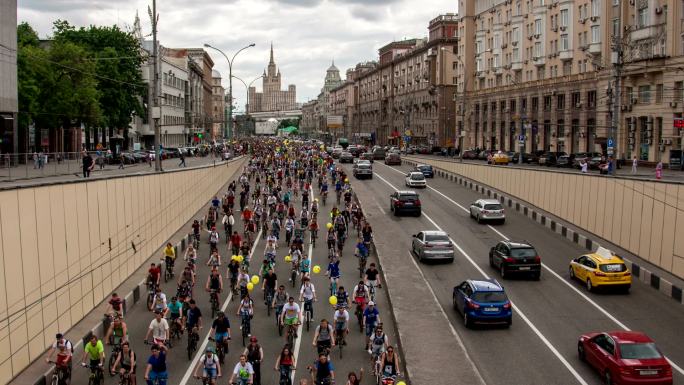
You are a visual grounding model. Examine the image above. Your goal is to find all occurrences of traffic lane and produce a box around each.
[389,161,684,374]
[215,184,404,384]
[343,164,590,385]
[367,163,628,385]
[66,173,247,385]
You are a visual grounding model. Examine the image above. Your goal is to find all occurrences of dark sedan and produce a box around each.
[414,164,434,178]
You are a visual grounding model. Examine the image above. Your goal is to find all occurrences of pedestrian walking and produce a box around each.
[656,161,663,180]
[82,151,94,178]
[32,152,38,169]
[179,152,186,167]
[580,159,588,173]
[607,156,614,175]
[631,156,638,174]
[38,151,45,169]
[118,153,125,169]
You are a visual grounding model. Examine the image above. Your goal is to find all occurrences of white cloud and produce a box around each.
[18,0,457,111]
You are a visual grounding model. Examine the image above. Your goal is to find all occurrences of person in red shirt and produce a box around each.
[242,207,253,222]
[230,232,242,256]
[148,263,161,287]
[107,293,124,317]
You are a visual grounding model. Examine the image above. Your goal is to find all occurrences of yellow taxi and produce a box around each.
[490,151,510,165]
[569,247,631,292]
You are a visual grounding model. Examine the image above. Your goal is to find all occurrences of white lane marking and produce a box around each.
[291,185,314,383]
[374,172,589,385]
[179,227,263,385]
[380,162,684,376]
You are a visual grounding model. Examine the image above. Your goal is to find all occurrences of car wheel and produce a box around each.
[578,342,586,362]
[569,267,575,280]
[477,215,482,224]
[499,219,505,225]
[415,210,421,217]
[452,295,457,309]
[469,209,474,218]
[506,318,512,328]
[463,312,472,328]
[500,264,506,279]
[489,254,494,267]
[622,285,631,294]
[586,279,594,292]
[532,272,541,281]
[604,371,613,385]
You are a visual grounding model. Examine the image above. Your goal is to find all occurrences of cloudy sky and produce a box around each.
[18,0,457,112]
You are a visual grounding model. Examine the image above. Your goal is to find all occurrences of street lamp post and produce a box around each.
[204,42,255,139]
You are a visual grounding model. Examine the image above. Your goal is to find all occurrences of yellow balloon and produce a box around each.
[397,382,406,385]
[285,255,292,262]
[345,178,349,183]
[326,223,333,229]
[236,255,244,263]
[313,265,321,274]
[251,275,260,285]
[232,255,238,261]
[329,295,337,305]
[247,282,254,291]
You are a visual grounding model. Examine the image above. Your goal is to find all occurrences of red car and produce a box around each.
[578,331,672,385]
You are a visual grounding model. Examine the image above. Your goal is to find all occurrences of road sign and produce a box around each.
[607,138,614,148]
[518,134,525,142]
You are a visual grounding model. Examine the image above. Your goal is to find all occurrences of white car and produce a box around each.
[469,199,506,224]
[405,172,427,188]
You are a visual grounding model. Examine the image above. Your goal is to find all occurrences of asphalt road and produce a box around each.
[339,160,684,385]
[69,169,403,385]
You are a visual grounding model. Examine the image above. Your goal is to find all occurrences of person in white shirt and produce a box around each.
[193,347,221,384]
[230,354,254,385]
[280,297,301,340]
[145,311,169,346]
[333,305,350,344]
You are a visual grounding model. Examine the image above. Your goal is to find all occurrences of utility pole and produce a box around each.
[149,0,161,171]
[609,1,623,168]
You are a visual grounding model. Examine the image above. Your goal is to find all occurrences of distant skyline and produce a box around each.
[18,0,457,111]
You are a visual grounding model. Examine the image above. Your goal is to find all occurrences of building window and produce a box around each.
[510,99,517,112]
[674,81,684,102]
[637,7,649,28]
[591,26,600,43]
[531,96,539,111]
[572,92,581,108]
[612,18,619,37]
[626,86,634,104]
[656,84,663,103]
[591,0,600,17]
[544,95,552,110]
[560,9,569,26]
[561,34,569,50]
[535,19,542,35]
[587,90,596,107]
[513,47,520,62]
[534,42,542,57]
[537,66,545,80]
[521,97,527,111]
[557,93,565,110]
[638,85,651,103]
[557,119,565,137]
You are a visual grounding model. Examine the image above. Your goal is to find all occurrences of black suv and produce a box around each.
[489,240,541,280]
[389,191,422,217]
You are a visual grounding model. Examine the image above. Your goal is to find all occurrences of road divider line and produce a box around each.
[179,227,263,385]
[380,162,684,376]
[374,171,589,385]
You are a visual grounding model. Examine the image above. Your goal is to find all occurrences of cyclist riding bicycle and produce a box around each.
[280,297,302,340]
[167,296,183,333]
[333,305,350,345]
[272,285,289,321]
[193,347,221,384]
[310,353,335,385]
[211,312,231,358]
[353,281,370,312]
[312,319,334,355]
[370,326,389,368]
[363,301,381,351]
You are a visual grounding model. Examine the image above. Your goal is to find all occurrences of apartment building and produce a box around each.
[211,70,226,140]
[454,0,684,163]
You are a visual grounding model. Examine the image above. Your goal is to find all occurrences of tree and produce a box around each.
[53,20,146,150]
[16,23,45,150]
[278,118,300,129]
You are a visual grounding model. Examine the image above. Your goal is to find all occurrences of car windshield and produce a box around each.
[599,263,627,273]
[471,291,508,303]
[410,174,425,180]
[398,194,418,201]
[418,166,432,171]
[425,234,449,242]
[510,248,537,258]
[619,343,662,359]
[484,204,503,210]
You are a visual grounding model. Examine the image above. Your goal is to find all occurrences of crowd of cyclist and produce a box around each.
[44,139,401,385]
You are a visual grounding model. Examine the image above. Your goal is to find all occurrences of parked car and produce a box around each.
[489,240,541,280]
[578,331,672,385]
[132,151,149,163]
[453,279,512,328]
[353,161,373,179]
[538,151,567,166]
[469,199,505,224]
[491,152,510,165]
[414,164,434,178]
[412,230,454,263]
[339,151,354,163]
[372,147,387,160]
[405,146,416,154]
[165,147,181,158]
[512,152,538,164]
[384,152,402,165]
[569,247,631,292]
[556,155,573,168]
[405,171,427,188]
[416,145,431,154]
[389,190,421,216]
[461,150,479,160]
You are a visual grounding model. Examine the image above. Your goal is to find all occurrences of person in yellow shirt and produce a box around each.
[163,243,176,277]
[81,334,105,379]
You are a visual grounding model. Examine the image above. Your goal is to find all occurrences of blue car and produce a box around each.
[452,279,512,328]
[414,164,434,178]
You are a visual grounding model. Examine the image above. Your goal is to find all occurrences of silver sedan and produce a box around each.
[411,230,454,263]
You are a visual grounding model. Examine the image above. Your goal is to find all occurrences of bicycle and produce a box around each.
[193,232,200,250]
[209,289,220,318]
[336,190,341,205]
[82,362,104,385]
[354,299,365,333]
[146,281,157,311]
[368,281,377,303]
[358,255,368,278]
[187,326,200,360]
[264,287,275,316]
[208,336,229,365]
[240,311,251,347]
[275,305,284,336]
[334,324,345,359]
[108,338,123,375]
[169,316,182,342]
[290,263,298,288]
[164,259,175,283]
[310,229,317,248]
[114,370,133,385]
[47,361,70,385]
[321,191,327,206]
[303,299,313,331]
[285,322,298,347]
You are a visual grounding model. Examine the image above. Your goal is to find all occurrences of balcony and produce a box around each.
[533,56,545,66]
[511,61,523,70]
[630,23,665,41]
[588,42,601,54]
[559,50,573,60]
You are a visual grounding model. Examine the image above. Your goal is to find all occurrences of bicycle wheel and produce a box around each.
[108,354,117,376]
[306,309,311,332]
[164,268,168,283]
[50,374,59,385]
[146,293,154,311]
[291,270,296,288]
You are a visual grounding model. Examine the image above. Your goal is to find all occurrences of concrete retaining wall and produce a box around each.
[0,157,246,381]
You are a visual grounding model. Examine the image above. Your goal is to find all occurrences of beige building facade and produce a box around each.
[211,70,226,140]
[248,45,297,113]
[453,0,684,163]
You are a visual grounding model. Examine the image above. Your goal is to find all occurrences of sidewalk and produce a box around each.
[0,155,228,189]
